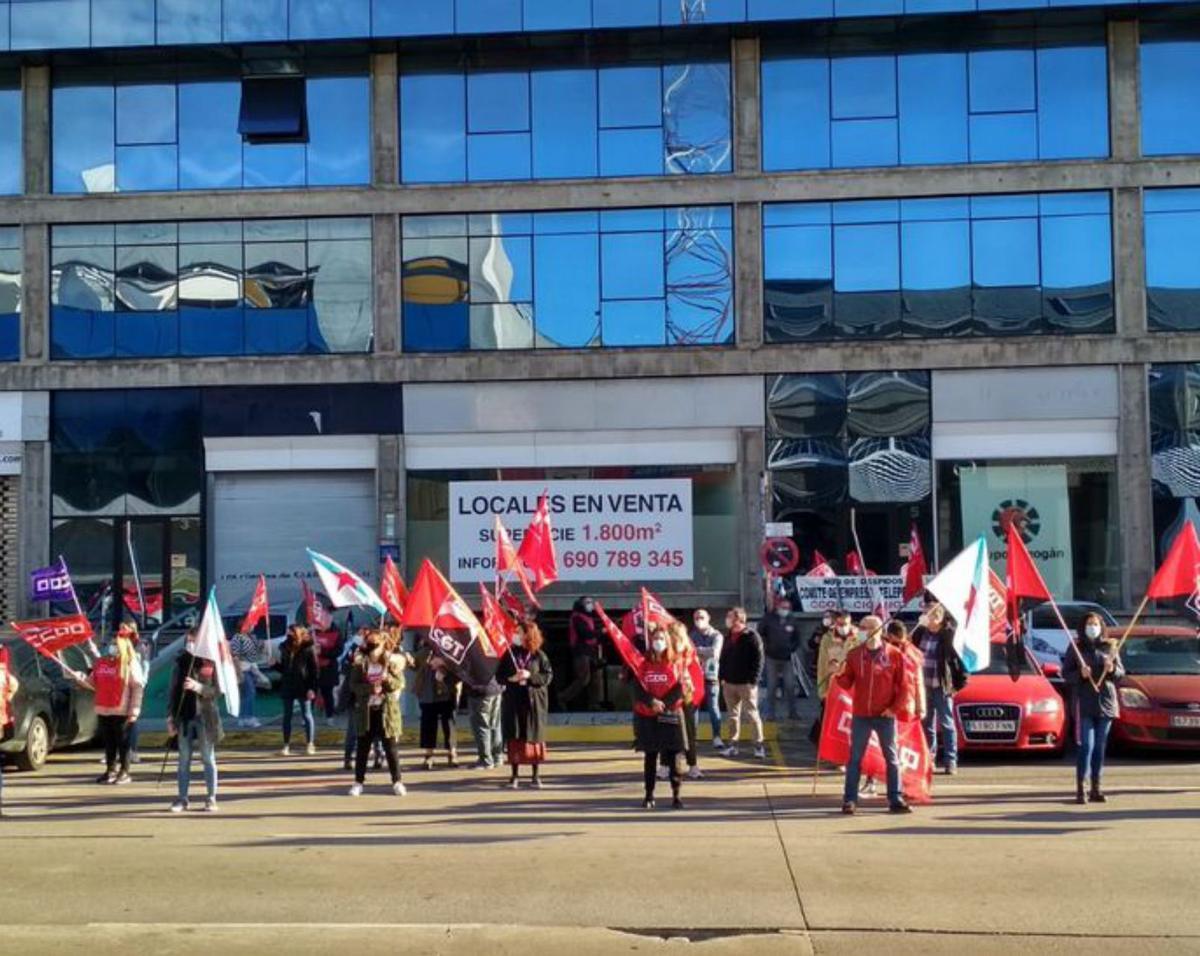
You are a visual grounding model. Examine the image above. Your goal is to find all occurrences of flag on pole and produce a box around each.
[406,559,503,688]
[902,525,927,604]
[925,537,991,673]
[596,602,645,674]
[13,614,93,660]
[478,583,515,656]
[380,555,408,624]
[307,548,387,615]
[193,586,240,717]
[239,575,269,636]
[516,493,558,591]
[301,580,332,630]
[1004,521,1051,631]
[1146,521,1200,599]
[29,557,75,604]
[806,550,836,578]
[494,515,537,606]
[845,551,866,576]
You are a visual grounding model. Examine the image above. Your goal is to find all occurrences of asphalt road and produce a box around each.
[2,726,1198,955]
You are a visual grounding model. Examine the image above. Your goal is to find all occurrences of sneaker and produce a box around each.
[945,763,958,776]
[128,751,141,765]
[114,771,133,785]
[169,799,188,813]
[203,798,218,813]
[472,758,491,769]
[754,745,767,760]
[724,745,739,758]
[392,781,407,797]
[348,783,363,797]
[656,765,670,781]
[246,718,262,729]
[506,778,520,790]
[236,719,247,729]
[532,776,544,790]
[671,797,684,810]
[841,802,856,815]
[306,742,317,756]
[422,757,434,771]
[864,778,878,796]
[712,737,726,751]
[687,766,704,780]
[278,746,291,757]
[96,772,116,785]
[343,758,353,772]
[642,797,656,809]
[889,800,914,814]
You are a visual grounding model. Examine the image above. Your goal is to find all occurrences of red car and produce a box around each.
[953,640,1066,754]
[1111,626,1200,750]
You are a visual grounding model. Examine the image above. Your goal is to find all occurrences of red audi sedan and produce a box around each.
[1111,626,1200,750]
[953,640,1066,754]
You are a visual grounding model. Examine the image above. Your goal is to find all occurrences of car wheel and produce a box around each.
[16,714,51,772]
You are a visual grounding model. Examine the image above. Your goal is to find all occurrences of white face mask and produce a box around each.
[1085,624,1102,640]
[512,635,525,648]
[652,639,667,654]
[836,624,851,637]
[822,616,833,628]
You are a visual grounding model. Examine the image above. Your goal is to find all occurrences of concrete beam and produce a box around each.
[372,213,399,353]
[22,64,49,196]
[1113,187,1147,337]
[1118,363,1153,603]
[20,223,46,362]
[735,202,762,348]
[1108,20,1141,162]
[738,426,765,614]
[5,157,1200,225]
[732,37,761,175]
[371,52,399,188]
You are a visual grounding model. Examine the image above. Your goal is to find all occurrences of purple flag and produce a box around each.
[30,558,74,603]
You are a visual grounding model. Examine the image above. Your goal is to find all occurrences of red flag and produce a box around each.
[407,559,502,687]
[1004,521,1052,630]
[639,589,705,708]
[239,575,269,635]
[302,580,332,630]
[380,555,408,624]
[494,515,537,606]
[499,587,526,622]
[479,583,515,656]
[596,602,644,675]
[902,525,927,603]
[807,550,836,578]
[987,569,1009,643]
[516,493,558,591]
[13,614,94,659]
[1147,522,1200,599]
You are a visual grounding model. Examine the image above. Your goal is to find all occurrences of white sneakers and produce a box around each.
[656,765,670,781]
[393,782,407,797]
[724,745,739,758]
[306,743,317,756]
[712,737,725,751]
[688,766,704,780]
[348,782,363,797]
[278,746,291,757]
[754,745,767,760]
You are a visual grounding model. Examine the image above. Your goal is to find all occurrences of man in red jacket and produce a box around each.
[835,615,912,815]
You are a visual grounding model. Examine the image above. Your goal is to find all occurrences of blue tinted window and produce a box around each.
[1146,190,1200,331]
[969,112,1038,162]
[972,218,1038,287]
[1142,41,1200,156]
[603,300,666,346]
[374,0,454,36]
[664,62,731,174]
[456,0,521,32]
[243,141,306,188]
[468,71,529,133]
[661,0,745,23]
[602,232,665,299]
[1037,46,1108,160]
[224,0,289,42]
[898,53,967,165]
[599,66,661,128]
[53,84,115,193]
[832,118,896,167]
[93,0,156,46]
[467,132,531,181]
[762,57,829,171]
[116,83,176,146]
[305,75,370,185]
[835,224,898,291]
[0,89,20,194]
[12,0,89,50]
[531,69,597,179]
[524,0,591,30]
[593,0,659,27]
[290,0,369,39]
[534,233,599,347]
[600,127,663,177]
[116,144,178,190]
[178,80,242,189]
[968,50,1035,113]
[831,56,895,119]
[401,73,466,183]
[156,0,221,44]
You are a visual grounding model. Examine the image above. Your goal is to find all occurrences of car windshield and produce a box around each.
[1030,605,1114,631]
[1122,635,1200,676]
[977,648,1036,676]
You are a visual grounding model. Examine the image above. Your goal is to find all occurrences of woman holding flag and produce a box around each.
[66,622,145,785]
[1064,613,1125,805]
[633,627,688,809]
[167,627,225,813]
[498,620,552,789]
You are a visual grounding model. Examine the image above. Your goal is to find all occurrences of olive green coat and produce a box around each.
[349,651,406,739]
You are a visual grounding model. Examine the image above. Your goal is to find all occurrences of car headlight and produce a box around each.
[1118,687,1152,710]
[1027,698,1060,714]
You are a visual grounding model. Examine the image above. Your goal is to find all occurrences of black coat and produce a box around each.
[912,623,967,693]
[1063,638,1126,719]
[719,627,764,685]
[632,676,687,754]
[498,649,552,744]
[278,641,320,698]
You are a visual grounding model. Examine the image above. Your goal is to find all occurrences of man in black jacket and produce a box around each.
[719,607,765,759]
[911,604,966,775]
[761,599,801,720]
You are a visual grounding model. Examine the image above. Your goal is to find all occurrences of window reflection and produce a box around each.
[402,206,733,351]
[1146,189,1200,332]
[1142,31,1200,157]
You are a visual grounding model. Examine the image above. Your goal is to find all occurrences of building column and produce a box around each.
[732,36,761,175]
[22,223,48,362]
[1118,364,1153,606]
[371,52,399,187]
[22,64,50,195]
[22,64,51,364]
[738,426,765,614]
[373,213,399,353]
[18,441,49,619]
[1108,20,1140,162]
[376,434,405,574]
[735,202,763,348]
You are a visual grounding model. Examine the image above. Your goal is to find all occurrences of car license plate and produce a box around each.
[1170,715,1200,729]
[965,720,1016,734]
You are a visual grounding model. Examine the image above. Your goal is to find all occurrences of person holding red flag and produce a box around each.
[561,597,603,711]
[1063,613,1125,805]
[633,626,688,809]
[497,620,553,789]
[0,645,19,815]
[65,622,145,785]
[911,603,966,775]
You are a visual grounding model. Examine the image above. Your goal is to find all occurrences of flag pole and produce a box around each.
[1114,594,1151,654]
[59,554,100,658]
[1045,595,1101,692]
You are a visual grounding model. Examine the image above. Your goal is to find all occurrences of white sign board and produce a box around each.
[449,479,693,583]
[793,575,908,613]
[764,521,794,538]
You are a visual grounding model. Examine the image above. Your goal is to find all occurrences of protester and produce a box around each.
[561,597,602,711]
[690,609,724,752]
[807,611,837,743]
[413,645,461,770]
[229,629,265,728]
[633,627,688,809]
[123,624,150,764]
[167,628,224,813]
[1064,613,1125,805]
[719,607,765,759]
[66,623,145,784]
[277,625,320,756]
[347,629,407,797]
[0,645,19,816]
[761,598,800,720]
[807,612,831,686]
[465,671,504,770]
[817,610,856,701]
[837,614,911,815]
[667,620,703,780]
[911,603,966,775]
[313,625,342,725]
[498,621,553,789]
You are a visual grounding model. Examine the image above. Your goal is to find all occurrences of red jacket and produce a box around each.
[835,641,904,718]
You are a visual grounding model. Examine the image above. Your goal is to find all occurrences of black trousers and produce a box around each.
[98,715,131,773]
[643,750,680,797]
[419,700,455,751]
[682,703,698,768]
[355,708,401,784]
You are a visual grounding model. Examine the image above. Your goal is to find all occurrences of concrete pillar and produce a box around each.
[17,441,50,619]
[377,432,401,568]
[1108,20,1140,162]
[21,223,47,362]
[735,202,763,348]
[732,37,761,175]
[22,64,50,196]
[738,426,766,614]
[371,52,399,187]
[1118,363,1154,606]
[373,213,399,353]
[1113,187,1146,338]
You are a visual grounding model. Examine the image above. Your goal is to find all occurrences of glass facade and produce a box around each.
[0,227,21,361]
[402,207,734,352]
[1149,363,1200,566]
[763,192,1114,342]
[762,28,1109,171]
[400,50,730,183]
[1142,25,1200,157]
[0,74,20,194]
[766,371,932,575]
[51,218,373,360]
[1145,189,1200,332]
[52,57,370,193]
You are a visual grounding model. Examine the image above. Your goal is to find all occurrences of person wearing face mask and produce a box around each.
[718,607,766,760]
[561,597,602,711]
[836,615,911,815]
[1063,613,1125,805]
[633,629,688,809]
[911,602,967,775]
[413,645,461,770]
[761,598,801,720]
[497,622,553,789]
[65,623,145,785]
[347,629,408,797]
[806,611,836,744]
[817,611,858,702]
[276,625,320,757]
[167,628,224,813]
[690,609,725,752]
[0,645,20,816]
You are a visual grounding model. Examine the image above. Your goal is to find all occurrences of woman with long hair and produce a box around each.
[1064,613,1125,805]
[666,620,703,780]
[413,645,461,770]
[66,622,145,784]
[347,629,407,797]
[277,625,320,756]
[497,621,553,789]
[633,627,688,809]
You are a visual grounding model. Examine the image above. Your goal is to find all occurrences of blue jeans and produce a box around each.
[696,679,721,739]
[281,695,315,745]
[239,671,257,719]
[127,718,140,754]
[1076,714,1113,786]
[468,693,503,765]
[843,716,902,806]
[923,687,958,768]
[177,720,217,801]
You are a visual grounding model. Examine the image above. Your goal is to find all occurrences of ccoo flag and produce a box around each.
[307,548,388,616]
[925,537,991,673]
[380,555,408,624]
[516,493,558,591]
[192,587,240,717]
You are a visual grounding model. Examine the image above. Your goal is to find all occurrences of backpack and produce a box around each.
[894,645,924,722]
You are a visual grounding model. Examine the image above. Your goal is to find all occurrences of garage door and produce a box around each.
[211,471,376,614]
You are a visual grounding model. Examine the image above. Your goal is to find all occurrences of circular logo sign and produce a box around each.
[760,537,800,576]
[992,499,1041,543]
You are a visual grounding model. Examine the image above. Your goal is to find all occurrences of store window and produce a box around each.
[1149,363,1200,564]
[766,372,932,575]
[762,25,1108,172]
[402,207,733,352]
[50,217,372,359]
[1145,188,1200,332]
[763,191,1113,342]
[1141,23,1200,157]
[399,46,730,183]
[52,55,369,193]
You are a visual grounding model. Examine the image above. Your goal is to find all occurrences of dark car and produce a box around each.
[0,637,97,771]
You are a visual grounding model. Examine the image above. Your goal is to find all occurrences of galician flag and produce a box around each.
[307,548,387,615]
[192,587,240,718]
[925,536,991,673]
